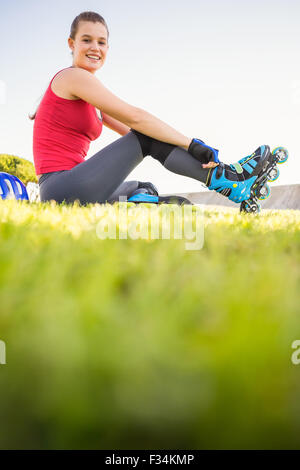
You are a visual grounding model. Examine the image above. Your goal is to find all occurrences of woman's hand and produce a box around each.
[202,161,219,169]
[188,138,220,167]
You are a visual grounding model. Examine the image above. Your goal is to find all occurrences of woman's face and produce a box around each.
[68,21,109,73]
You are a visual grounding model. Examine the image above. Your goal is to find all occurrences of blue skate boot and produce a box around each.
[128,181,159,203]
[205,145,289,213]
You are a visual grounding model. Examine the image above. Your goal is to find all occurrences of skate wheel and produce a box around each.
[257,183,271,200]
[272,147,288,164]
[240,200,261,214]
[267,166,280,182]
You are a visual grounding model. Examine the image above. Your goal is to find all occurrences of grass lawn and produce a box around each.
[0,199,299,449]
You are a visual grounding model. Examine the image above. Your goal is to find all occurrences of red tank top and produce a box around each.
[33,68,103,174]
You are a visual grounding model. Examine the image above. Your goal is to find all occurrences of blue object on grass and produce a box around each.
[128,192,159,203]
[0,172,29,201]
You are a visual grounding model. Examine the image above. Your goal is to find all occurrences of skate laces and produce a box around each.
[230,155,250,171]
[238,155,252,165]
[230,150,261,174]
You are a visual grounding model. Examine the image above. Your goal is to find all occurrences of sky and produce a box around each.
[0,0,299,193]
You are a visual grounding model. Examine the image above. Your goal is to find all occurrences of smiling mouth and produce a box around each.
[86,55,101,61]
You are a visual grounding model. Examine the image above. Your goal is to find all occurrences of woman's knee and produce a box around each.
[131,129,176,164]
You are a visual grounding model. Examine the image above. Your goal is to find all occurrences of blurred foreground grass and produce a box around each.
[0,199,300,449]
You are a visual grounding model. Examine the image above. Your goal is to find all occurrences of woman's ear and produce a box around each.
[68,37,74,52]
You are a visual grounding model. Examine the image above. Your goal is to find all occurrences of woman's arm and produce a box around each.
[65,67,192,150]
[102,112,130,136]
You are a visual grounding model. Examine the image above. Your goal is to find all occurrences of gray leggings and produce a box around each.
[39,131,209,205]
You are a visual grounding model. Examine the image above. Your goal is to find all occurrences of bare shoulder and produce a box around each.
[51,67,97,100]
[51,67,140,127]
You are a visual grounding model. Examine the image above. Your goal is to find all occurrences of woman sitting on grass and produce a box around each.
[31,11,268,206]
